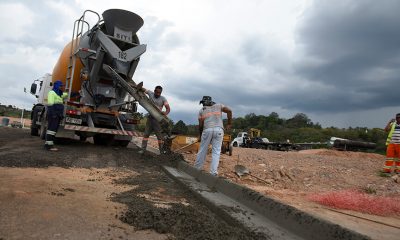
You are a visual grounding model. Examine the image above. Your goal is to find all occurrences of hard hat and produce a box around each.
[199,96,212,104]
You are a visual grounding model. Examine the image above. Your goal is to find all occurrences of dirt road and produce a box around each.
[0,127,264,240]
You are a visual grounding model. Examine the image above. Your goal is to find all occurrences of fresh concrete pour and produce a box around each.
[144,143,370,240]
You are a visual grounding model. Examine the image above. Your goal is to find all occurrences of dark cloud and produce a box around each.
[2,0,399,128]
[293,0,400,113]
[162,0,400,125]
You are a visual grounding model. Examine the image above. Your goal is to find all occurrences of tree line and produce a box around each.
[168,112,388,153]
[0,104,31,119]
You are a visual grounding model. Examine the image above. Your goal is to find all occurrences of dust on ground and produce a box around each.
[0,127,267,240]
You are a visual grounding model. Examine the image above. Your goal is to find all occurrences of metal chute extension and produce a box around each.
[103,64,174,153]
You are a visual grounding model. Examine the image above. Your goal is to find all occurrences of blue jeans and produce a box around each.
[194,127,224,175]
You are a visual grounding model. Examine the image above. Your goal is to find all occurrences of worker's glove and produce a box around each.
[136,82,145,91]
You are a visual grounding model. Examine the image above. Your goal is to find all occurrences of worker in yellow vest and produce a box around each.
[383,113,400,174]
[44,80,68,151]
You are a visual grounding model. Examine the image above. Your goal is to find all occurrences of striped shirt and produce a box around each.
[390,123,400,144]
[198,103,225,129]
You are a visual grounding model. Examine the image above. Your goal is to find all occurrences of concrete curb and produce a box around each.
[163,160,371,240]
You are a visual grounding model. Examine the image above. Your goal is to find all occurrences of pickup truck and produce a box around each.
[231,131,269,147]
[11,121,22,128]
[231,132,247,147]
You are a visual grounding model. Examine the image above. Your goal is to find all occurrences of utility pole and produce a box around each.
[20,108,24,128]
[22,87,27,128]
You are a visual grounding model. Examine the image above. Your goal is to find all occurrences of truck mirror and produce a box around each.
[30,83,37,95]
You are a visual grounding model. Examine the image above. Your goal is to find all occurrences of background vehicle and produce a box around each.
[328,137,376,151]
[231,131,248,147]
[30,9,172,148]
[231,128,269,148]
[11,121,22,128]
[231,128,297,151]
[221,134,233,156]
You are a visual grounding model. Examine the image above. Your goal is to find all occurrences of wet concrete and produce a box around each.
[162,160,371,240]
[113,172,268,240]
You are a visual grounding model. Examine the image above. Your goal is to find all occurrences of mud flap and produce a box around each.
[55,127,76,139]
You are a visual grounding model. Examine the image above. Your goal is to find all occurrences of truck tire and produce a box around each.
[232,142,238,147]
[116,140,130,147]
[39,111,48,140]
[30,108,40,136]
[93,134,114,146]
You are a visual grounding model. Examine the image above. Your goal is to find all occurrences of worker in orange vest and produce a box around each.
[382,113,400,174]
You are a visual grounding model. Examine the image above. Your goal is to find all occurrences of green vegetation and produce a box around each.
[176,112,387,153]
[0,104,31,119]
[377,171,391,178]
[362,186,377,194]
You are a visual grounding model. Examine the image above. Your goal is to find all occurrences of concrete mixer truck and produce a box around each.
[29,9,172,150]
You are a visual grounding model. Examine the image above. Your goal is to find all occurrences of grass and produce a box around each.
[377,171,391,178]
[362,186,377,195]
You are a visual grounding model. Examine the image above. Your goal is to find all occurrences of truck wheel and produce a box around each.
[39,111,48,140]
[30,109,40,136]
[117,140,130,147]
[233,142,238,147]
[93,134,114,146]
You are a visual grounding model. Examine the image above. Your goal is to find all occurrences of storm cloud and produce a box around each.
[292,0,400,112]
[0,0,399,128]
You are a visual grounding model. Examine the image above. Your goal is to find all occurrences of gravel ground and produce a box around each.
[181,147,400,197]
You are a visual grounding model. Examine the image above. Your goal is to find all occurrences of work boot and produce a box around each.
[138,149,145,155]
[49,147,59,152]
[45,145,59,151]
[158,143,167,155]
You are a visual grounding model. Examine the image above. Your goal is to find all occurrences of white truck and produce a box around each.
[231,131,269,147]
[231,132,248,147]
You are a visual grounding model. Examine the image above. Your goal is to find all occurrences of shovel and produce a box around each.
[234,164,250,177]
[234,155,249,177]
[234,156,271,184]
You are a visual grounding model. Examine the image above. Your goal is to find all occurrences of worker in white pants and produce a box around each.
[195,127,224,175]
[194,96,232,176]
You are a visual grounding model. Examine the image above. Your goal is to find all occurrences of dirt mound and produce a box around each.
[299,149,383,159]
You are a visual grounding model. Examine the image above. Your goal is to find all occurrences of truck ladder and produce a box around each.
[61,10,100,127]
[64,10,100,100]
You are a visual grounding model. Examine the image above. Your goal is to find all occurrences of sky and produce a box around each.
[0,0,399,128]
